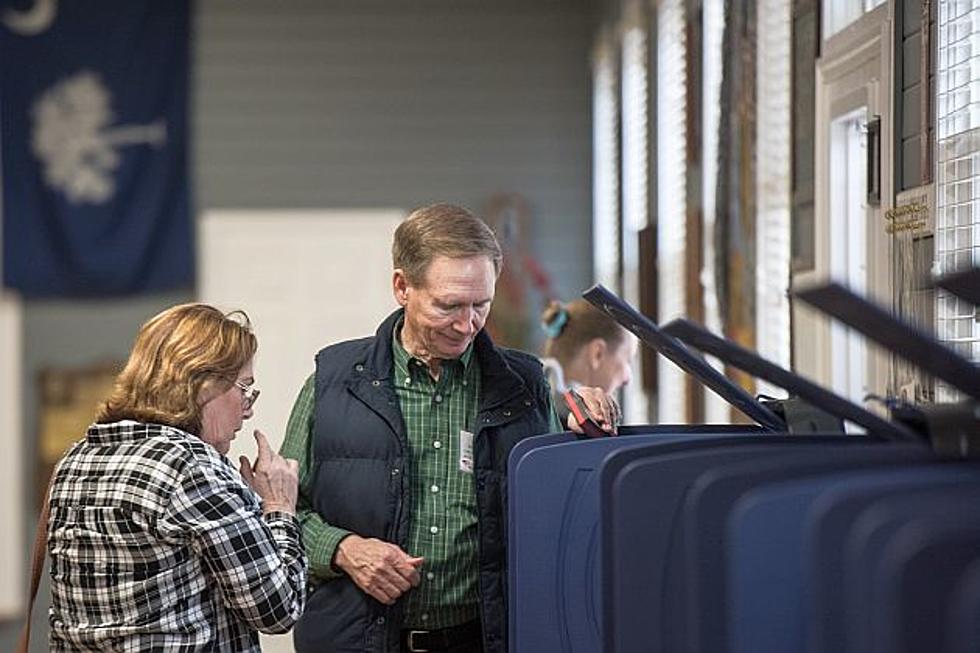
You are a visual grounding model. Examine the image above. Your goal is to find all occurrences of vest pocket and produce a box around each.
[312,457,394,539]
[293,579,370,653]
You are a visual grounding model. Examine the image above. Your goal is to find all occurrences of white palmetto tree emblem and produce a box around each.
[31,70,167,204]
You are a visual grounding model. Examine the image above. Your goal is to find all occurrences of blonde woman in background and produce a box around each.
[540,298,637,422]
[46,303,307,652]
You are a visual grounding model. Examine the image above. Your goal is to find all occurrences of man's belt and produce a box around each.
[401,618,481,652]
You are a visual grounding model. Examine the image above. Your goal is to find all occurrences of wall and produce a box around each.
[4,292,193,652]
[2,2,595,650]
[195,0,595,296]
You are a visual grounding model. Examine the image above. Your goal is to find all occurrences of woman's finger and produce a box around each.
[239,456,255,486]
[253,429,273,464]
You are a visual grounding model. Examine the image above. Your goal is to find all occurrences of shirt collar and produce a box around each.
[86,420,182,445]
[392,318,475,380]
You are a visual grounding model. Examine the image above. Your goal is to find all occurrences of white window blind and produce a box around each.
[755,0,793,397]
[656,0,688,423]
[701,0,729,422]
[936,0,980,396]
[621,1,650,424]
[593,28,621,292]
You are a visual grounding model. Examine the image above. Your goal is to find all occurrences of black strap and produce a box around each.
[402,619,481,651]
[18,475,54,653]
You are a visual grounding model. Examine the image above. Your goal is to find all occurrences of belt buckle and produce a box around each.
[407,630,430,652]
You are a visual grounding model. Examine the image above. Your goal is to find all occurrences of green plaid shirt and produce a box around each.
[281,326,564,630]
[280,333,483,629]
[391,333,482,628]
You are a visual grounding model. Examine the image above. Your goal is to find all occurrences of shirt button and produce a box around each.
[426,572,435,580]
[462,379,468,386]
[430,485,439,493]
[377,617,385,625]
[430,525,439,534]
[405,377,412,385]
[355,364,364,372]
[391,468,400,476]
[434,394,443,403]
[421,613,429,622]
[433,441,442,449]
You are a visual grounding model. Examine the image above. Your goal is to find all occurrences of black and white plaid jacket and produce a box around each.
[47,421,307,652]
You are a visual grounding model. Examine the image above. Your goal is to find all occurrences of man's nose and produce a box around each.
[453,308,477,333]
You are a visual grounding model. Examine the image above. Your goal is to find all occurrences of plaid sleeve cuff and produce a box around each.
[298,513,351,580]
[262,510,301,535]
[262,510,308,579]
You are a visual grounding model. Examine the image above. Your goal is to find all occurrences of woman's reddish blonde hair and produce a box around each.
[97,303,257,435]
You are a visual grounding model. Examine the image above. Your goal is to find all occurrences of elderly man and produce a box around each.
[281,203,619,653]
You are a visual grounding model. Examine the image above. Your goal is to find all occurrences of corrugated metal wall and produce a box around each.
[194,0,595,296]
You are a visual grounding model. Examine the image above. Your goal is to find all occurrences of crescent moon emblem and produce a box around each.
[2,0,58,36]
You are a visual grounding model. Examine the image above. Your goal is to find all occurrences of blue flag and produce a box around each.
[0,0,192,297]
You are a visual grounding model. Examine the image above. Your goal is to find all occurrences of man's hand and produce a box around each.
[565,386,621,436]
[334,534,424,605]
[239,429,300,515]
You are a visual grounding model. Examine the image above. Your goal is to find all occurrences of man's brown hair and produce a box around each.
[392,203,503,285]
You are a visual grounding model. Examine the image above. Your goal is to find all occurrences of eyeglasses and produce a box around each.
[234,380,260,409]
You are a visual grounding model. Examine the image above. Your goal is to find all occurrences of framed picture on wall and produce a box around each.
[37,363,120,502]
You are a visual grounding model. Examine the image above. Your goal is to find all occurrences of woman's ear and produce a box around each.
[196,379,220,407]
[587,337,608,371]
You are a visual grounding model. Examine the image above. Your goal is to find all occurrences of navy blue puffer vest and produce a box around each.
[292,310,555,653]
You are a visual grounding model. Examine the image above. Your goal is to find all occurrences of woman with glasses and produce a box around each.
[45,303,307,652]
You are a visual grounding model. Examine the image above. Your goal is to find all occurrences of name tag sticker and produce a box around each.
[459,430,474,473]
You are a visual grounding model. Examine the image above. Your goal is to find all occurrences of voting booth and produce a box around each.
[507,274,980,653]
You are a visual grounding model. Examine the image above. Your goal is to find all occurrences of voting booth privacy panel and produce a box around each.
[507,277,980,653]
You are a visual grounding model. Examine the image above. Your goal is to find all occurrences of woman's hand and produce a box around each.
[565,386,621,435]
[239,429,299,515]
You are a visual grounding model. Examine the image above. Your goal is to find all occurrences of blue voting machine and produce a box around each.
[504,282,980,653]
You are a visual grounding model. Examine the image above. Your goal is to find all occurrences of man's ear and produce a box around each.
[393,270,410,306]
[587,337,607,371]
